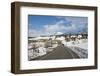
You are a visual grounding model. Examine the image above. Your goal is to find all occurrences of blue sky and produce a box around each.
[28,15,88,37]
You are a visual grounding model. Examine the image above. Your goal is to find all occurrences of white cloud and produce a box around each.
[44,20,67,35]
[44,17,87,35]
[28,29,40,37]
[28,16,88,37]
[28,20,67,37]
[28,27,49,37]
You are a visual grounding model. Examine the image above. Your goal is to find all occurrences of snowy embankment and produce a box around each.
[62,39,88,58]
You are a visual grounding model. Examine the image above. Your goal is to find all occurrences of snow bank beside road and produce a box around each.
[63,39,88,50]
[68,46,88,58]
[62,39,88,58]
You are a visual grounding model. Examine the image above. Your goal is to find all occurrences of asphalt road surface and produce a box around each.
[32,45,80,60]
